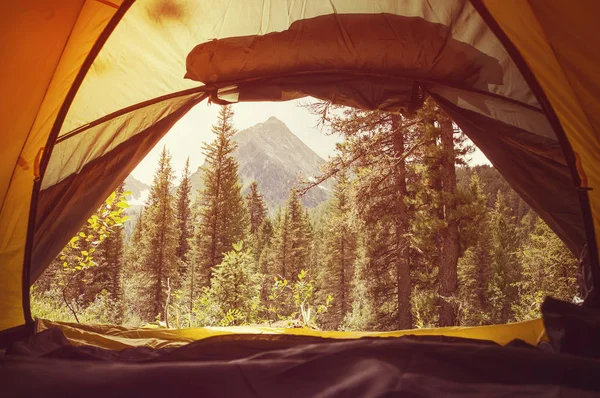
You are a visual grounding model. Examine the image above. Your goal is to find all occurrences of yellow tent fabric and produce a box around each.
[0,0,124,331]
[483,0,600,268]
[51,0,534,187]
[0,0,598,339]
[37,318,547,350]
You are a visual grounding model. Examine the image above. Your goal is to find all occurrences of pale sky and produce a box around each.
[131,99,491,185]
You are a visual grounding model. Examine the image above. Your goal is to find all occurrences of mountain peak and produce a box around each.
[265,116,283,124]
[190,117,333,210]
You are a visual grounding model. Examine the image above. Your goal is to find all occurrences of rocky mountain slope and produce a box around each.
[190,116,333,210]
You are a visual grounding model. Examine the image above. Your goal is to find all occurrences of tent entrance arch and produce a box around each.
[2,0,600,343]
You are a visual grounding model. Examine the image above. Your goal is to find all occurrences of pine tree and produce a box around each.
[390,113,413,330]
[246,181,267,235]
[256,217,274,271]
[512,217,579,321]
[122,207,145,284]
[247,216,273,313]
[406,101,476,327]
[92,183,127,300]
[175,157,193,262]
[246,180,268,275]
[409,145,444,328]
[136,146,179,322]
[437,111,461,326]
[181,216,201,314]
[208,241,261,324]
[452,174,491,325]
[320,173,358,329]
[270,190,311,281]
[302,104,423,330]
[457,217,493,326]
[309,201,329,313]
[121,208,147,323]
[488,191,521,323]
[192,105,249,287]
[341,242,375,330]
[127,208,145,261]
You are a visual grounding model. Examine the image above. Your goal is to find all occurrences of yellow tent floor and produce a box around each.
[36,318,547,351]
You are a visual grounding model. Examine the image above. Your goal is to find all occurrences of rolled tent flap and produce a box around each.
[186,13,504,91]
[185,13,505,112]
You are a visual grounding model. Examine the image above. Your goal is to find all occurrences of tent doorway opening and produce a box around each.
[5,2,600,395]
[31,98,579,333]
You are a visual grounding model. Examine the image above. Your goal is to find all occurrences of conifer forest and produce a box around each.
[33,100,580,330]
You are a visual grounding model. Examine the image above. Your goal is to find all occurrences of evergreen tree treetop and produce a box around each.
[148,146,175,207]
[133,145,179,322]
[192,105,249,287]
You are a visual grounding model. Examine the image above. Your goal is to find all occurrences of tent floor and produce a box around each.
[31,317,548,350]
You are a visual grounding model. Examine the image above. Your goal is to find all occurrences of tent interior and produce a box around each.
[3,0,600,396]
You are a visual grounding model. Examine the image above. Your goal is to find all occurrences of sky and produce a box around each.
[131,99,491,185]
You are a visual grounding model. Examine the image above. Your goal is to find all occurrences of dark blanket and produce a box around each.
[3,327,600,397]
